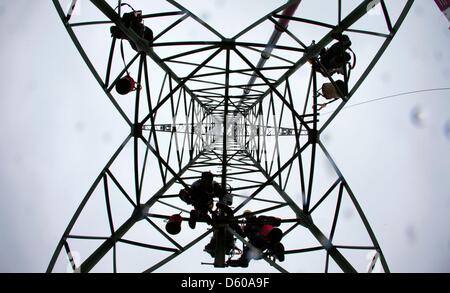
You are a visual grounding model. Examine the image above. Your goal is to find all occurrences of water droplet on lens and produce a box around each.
[410,106,425,128]
[444,120,450,139]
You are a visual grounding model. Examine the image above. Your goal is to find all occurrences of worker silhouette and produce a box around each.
[227,210,285,267]
[110,10,153,52]
[178,171,226,229]
[316,34,354,77]
[203,202,239,257]
[312,33,354,111]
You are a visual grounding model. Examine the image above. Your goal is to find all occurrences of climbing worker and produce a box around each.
[203,202,240,257]
[110,9,153,52]
[316,34,355,77]
[109,7,152,95]
[204,229,238,258]
[178,171,226,229]
[226,210,285,267]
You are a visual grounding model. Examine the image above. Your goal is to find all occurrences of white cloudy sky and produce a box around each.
[0,0,449,273]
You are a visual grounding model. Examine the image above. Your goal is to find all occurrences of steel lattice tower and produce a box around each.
[48,0,414,273]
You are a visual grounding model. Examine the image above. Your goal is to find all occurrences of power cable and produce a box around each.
[321,87,450,115]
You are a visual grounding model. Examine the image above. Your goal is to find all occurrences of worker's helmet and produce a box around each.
[178,188,191,205]
[243,209,253,219]
[201,171,214,183]
[268,227,283,244]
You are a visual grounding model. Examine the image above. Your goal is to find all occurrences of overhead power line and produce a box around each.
[323,87,450,115]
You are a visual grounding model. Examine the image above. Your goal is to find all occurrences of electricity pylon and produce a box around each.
[48,0,414,273]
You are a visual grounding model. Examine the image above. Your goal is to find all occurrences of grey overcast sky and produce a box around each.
[0,0,449,273]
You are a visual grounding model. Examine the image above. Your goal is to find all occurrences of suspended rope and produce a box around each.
[120,40,130,75]
[321,87,450,115]
[114,2,135,12]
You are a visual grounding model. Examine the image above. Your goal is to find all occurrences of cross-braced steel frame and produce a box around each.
[48,0,414,273]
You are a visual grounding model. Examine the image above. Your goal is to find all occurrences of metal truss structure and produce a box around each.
[48,0,414,273]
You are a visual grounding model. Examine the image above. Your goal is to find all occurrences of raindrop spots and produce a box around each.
[215,0,227,8]
[102,132,112,144]
[321,159,334,177]
[444,120,450,140]
[321,133,332,143]
[75,121,85,133]
[200,12,211,22]
[380,72,391,84]
[445,68,450,79]
[410,106,425,128]
[433,50,443,62]
[405,224,416,244]
[13,153,23,166]
[342,207,354,220]
[413,4,425,17]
